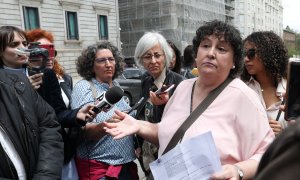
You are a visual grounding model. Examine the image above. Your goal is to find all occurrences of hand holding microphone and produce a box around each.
[85,86,124,123]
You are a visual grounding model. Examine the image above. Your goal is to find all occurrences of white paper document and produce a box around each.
[150,131,222,180]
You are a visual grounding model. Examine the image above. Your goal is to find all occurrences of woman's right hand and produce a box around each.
[149,91,169,105]
[28,73,43,90]
[103,110,140,139]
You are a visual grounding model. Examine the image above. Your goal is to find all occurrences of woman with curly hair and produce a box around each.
[241,31,289,136]
[71,41,139,180]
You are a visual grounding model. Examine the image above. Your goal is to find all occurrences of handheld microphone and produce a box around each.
[87,86,124,123]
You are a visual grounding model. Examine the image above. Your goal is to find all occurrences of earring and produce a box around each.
[232,65,235,69]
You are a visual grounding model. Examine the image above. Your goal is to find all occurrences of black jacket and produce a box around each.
[255,118,300,180]
[37,70,83,163]
[37,69,80,128]
[137,69,185,123]
[0,69,63,179]
[60,74,73,102]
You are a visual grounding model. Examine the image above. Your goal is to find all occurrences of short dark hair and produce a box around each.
[167,40,181,74]
[241,31,288,86]
[76,41,124,80]
[192,20,243,78]
[182,45,195,68]
[0,26,28,67]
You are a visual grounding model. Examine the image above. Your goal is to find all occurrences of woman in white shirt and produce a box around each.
[241,31,289,136]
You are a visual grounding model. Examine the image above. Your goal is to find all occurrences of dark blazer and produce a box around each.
[137,69,185,123]
[37,70,82,164]
[37,69,80,128]
[60,74,73,102]
[255,118,300,180]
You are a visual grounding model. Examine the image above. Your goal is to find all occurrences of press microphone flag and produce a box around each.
[87,86,124,122]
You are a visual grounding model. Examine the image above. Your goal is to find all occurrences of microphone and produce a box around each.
[87,86,124,123]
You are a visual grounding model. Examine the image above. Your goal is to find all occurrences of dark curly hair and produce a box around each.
[192,20,243,78]
[241,31,288,86]
[76,41,124,80]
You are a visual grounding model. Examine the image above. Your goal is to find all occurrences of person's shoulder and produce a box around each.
[42,69,57,81]
[73,79,89,89]
[229,78,262,104]
[0,69,27,82]
[63,73,73,81]
[229,78,254,92]
[176,78,196,89]
[167,70,186,83]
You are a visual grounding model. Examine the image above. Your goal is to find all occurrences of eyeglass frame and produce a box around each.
[244,48,256,60]
[141,52,164,63]
[94,57,116,64]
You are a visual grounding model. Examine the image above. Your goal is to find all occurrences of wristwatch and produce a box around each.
[234,165,244,180]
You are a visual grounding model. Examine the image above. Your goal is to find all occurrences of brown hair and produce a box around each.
[0,26,28,67]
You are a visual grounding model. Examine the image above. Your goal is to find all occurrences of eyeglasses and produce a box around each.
[142,53,164,62]
[94,57,115,64]
[244,49,256,60]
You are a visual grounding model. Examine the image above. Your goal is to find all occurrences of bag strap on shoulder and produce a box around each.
[162,78,233,155]
[88,80,98,100]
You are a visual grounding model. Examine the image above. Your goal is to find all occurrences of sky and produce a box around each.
[282,0,300,32]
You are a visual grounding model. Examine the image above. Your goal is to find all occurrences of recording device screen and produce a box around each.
[285,59,300,120]
[27,42,55,75]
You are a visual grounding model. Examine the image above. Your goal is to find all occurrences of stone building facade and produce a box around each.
[0,0,120,79]
[283,28,296,50]
[118,0,234,58]
[234,0,283,38]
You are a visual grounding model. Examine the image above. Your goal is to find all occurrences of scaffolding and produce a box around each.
[119,0,227,58]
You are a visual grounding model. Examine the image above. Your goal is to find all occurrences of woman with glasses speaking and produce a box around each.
[241,31,289,136]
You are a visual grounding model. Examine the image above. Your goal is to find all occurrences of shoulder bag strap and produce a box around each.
[162,78,233,155]
[88,81,98,100]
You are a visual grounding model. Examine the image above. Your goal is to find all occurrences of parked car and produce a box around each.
[116,68,146,106]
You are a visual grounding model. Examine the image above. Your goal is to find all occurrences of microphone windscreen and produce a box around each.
[105,86,124,104]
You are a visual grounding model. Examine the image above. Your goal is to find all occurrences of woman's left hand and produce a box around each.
[269,120,282,136]
[211,164,239,180]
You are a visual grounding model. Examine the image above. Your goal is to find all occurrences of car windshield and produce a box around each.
[123,69,144,79]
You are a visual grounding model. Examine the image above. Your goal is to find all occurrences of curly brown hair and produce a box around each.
[76,41,124,80]
[192,20,243,78]
[26,29,65,77]
[241,31,288,86]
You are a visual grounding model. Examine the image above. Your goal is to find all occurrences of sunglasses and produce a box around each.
[244,49,256,60]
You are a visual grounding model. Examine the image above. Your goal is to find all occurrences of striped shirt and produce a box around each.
[71,78,135,165]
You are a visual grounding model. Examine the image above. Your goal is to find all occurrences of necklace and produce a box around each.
[190,81,196,113]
